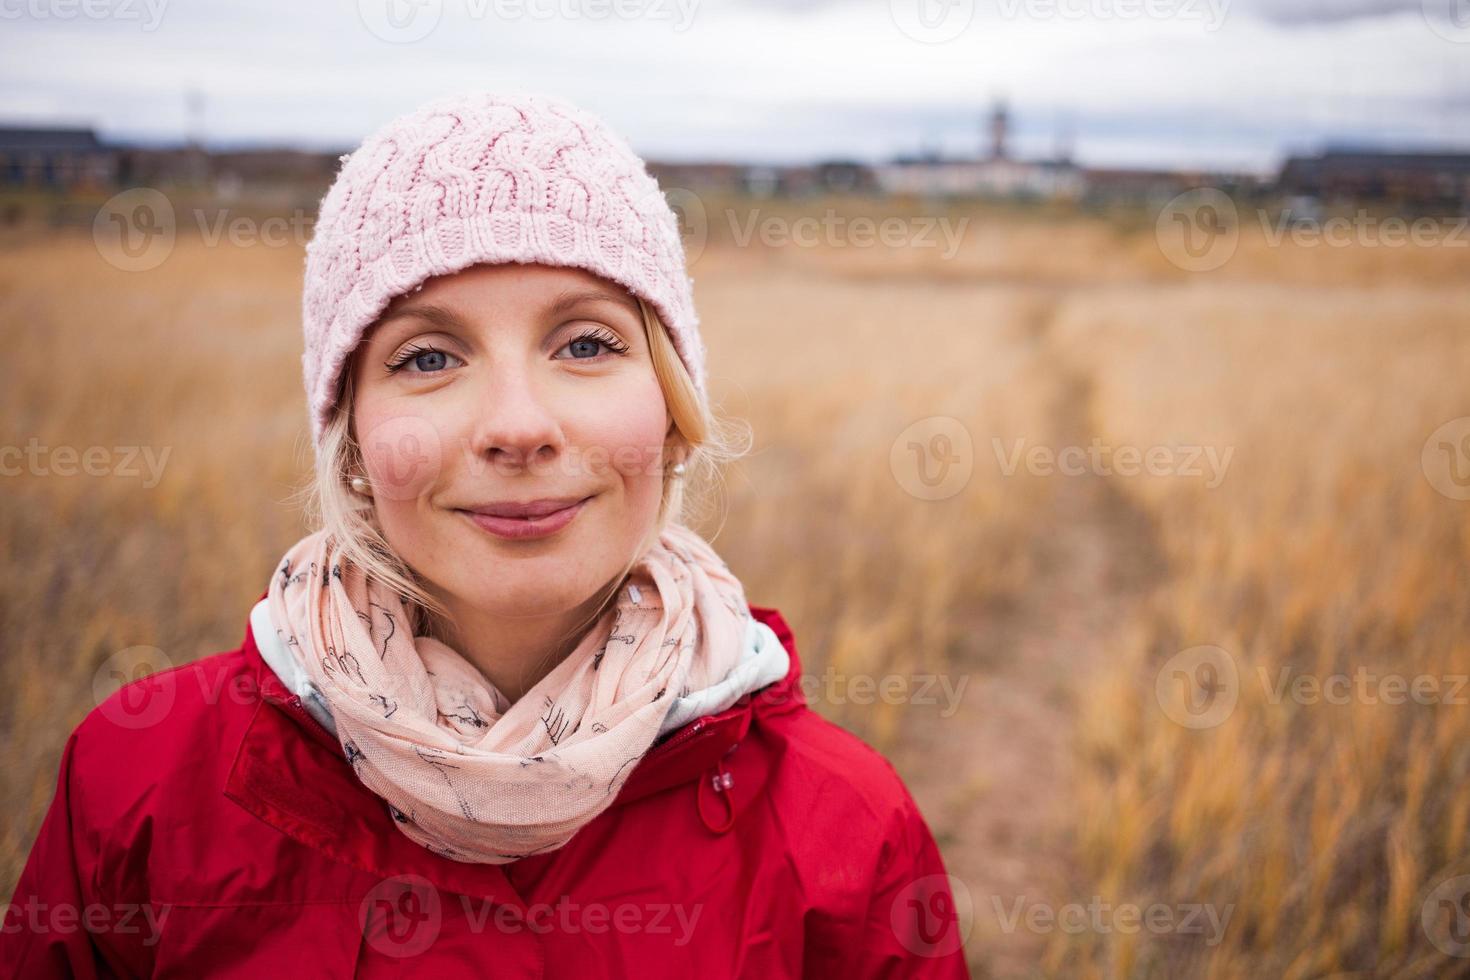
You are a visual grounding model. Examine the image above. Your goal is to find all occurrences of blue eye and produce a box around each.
[560,327,631,361]
[386,344,459,374]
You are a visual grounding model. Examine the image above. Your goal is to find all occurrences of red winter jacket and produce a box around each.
[3,594,971,978]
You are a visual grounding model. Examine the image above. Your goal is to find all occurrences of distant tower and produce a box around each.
[184,87,208,185]
[1053,110,1075,165]
[988,100,1010,160]
[186,88,205,149]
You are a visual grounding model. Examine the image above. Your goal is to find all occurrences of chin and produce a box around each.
[465,582,602,620]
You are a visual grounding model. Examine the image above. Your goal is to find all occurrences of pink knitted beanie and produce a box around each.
[301,91,705,450]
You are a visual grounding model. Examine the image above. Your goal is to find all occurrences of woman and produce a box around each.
[3,92,970,978]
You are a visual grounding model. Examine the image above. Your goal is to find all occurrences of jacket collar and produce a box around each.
[223,589,805,900]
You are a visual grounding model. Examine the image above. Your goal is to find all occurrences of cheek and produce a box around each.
[579,384,669,487]
[355,409,447,503]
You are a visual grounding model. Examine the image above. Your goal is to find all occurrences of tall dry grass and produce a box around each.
[0,234,311,866]
[1045,280,1470,976]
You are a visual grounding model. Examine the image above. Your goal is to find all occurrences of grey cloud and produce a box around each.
[1221,0,1433,26]
[734,0,1444,27]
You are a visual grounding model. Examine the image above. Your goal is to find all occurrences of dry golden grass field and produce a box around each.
[2,193,1468,978]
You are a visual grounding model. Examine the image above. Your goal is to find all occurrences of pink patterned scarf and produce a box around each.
[264,522,754,864]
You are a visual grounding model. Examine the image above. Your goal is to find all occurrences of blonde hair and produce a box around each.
[289,294,751,656]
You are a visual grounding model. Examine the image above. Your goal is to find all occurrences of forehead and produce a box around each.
[376,262,638,321]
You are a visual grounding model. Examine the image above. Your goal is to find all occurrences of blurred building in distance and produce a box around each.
[872,98,1088,202]
[0,126,118,190]
[873,153,1087,200]
[1080,167,1237,207]
[646,160,880,197]
[1278,148,1470,214]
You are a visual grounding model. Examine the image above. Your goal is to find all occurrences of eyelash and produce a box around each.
[385,327,631,374]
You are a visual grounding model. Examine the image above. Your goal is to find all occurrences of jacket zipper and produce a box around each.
[649,687,762,757]
[281,692,334,738]
[650,719,705,756]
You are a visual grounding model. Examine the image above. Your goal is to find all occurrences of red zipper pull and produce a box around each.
[697,758,736,833]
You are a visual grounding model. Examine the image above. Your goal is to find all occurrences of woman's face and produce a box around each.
[348,261,672,621]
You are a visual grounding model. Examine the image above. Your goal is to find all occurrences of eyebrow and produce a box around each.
[377,287,639,332]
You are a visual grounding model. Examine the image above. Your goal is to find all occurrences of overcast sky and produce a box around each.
[1,0,1466,173]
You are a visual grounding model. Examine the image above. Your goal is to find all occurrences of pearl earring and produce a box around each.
[350,475,372,496]
[671,461,687,477]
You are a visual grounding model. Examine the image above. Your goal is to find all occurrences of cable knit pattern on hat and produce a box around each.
[301,91,705,449]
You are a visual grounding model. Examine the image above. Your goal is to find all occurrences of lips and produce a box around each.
[455,495,593,541]
[462,497,590,519]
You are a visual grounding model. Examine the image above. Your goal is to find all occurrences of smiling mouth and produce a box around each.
[456,496,592,541]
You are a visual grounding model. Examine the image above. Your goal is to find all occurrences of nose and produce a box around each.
[462,362,567,476]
